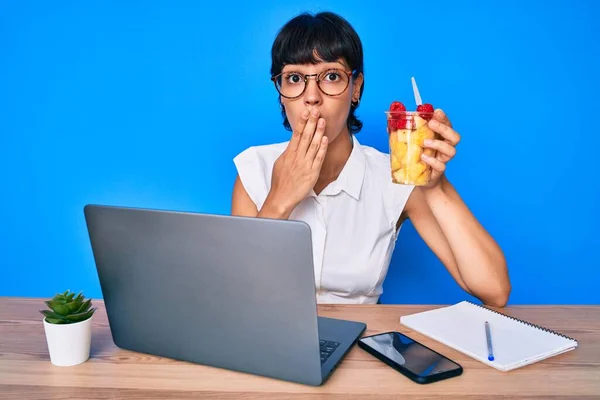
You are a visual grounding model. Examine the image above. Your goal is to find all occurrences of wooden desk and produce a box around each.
[0,298,598,399]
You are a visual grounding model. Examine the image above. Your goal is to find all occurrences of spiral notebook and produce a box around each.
[399,301,578,371]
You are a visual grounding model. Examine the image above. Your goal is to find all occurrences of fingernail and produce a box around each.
[318,119,325,128]
[424,139,432,146]
[421,154,429,159]
[302,110,309,119]
[312,109,319,117]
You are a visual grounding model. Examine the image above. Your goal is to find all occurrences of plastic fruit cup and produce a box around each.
[385,110,437,186]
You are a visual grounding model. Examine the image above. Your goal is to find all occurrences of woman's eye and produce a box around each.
[325,72,340,81]
[286,74,302,84]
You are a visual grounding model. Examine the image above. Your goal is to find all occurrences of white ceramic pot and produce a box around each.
[43,315,93,366]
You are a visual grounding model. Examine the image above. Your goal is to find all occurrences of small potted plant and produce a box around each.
[40,290,96,366]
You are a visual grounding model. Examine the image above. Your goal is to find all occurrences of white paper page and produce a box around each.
[400,302,577,370]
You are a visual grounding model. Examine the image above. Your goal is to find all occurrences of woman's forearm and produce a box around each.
[423,177,511,307]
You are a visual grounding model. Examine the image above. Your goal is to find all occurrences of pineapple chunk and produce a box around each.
[390,133,405,172]
[390,128,397,144]
[414,115,428,129]
[407,161,427,182]
[393,168,406,183]
[396,129,409,142]
[411,124,435,144]
[391,153,401,171]
[404,142,422,166]
[414,169,431,186]
[392,140,407,160]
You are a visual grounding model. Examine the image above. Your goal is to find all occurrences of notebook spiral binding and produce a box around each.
[466,301,578,343]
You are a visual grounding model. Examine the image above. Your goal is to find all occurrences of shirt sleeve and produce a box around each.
[233,146,270,211]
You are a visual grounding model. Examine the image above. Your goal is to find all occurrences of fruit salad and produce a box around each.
[386,101,437,186]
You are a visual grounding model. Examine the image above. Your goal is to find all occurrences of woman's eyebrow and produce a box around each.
[282,62,346,73]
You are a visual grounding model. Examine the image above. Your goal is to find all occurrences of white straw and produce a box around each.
[411,77,422,106]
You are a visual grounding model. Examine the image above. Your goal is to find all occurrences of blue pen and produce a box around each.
[485,321,495,361]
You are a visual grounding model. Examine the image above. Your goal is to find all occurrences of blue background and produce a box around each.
[1,1,599,304]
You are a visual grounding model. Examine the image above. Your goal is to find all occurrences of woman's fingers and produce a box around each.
[433,109,452,128]
[306,118,326,159]
[312,136,328,170]
[288,109,310,153]
[298,109,320,154]
[421,153,446,172]
[428,119,460,146]
[423,139,456,159]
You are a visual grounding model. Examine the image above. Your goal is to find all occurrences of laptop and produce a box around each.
[83,204,366,386]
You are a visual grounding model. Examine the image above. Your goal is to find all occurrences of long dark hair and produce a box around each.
[270,11,364,134]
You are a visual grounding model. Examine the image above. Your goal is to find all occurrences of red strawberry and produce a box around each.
[417,103,434,113]
[388,101,407,131]
[390,101,406,113]
[417,103,435,120]
[389,116,409,131]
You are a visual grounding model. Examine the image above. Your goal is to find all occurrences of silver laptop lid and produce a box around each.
[84,204,324,385]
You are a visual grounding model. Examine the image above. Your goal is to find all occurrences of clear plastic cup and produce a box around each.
[385,110,437,186]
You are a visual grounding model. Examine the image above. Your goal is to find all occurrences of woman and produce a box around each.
[231,11,511,307]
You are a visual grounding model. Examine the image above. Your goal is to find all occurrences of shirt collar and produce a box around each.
[326,135,366,200]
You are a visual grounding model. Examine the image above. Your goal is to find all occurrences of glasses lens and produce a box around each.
[274,69,350,98]
[318,69,349,96]
[275,72,305,98]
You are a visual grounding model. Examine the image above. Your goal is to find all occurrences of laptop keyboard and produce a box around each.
[319,339,340,364]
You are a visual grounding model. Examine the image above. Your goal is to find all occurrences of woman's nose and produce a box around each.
[303,77,322,106]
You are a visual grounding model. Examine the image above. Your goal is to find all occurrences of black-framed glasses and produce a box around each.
[271,68,356,99]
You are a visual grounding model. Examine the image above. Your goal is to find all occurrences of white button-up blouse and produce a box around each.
[233,135,414,304]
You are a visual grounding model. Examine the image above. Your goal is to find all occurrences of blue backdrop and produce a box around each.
[1,1,599,304]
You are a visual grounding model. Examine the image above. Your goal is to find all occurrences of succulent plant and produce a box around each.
[40,290,96,324]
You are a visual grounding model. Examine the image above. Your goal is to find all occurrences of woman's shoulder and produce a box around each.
[233,141,289,210]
